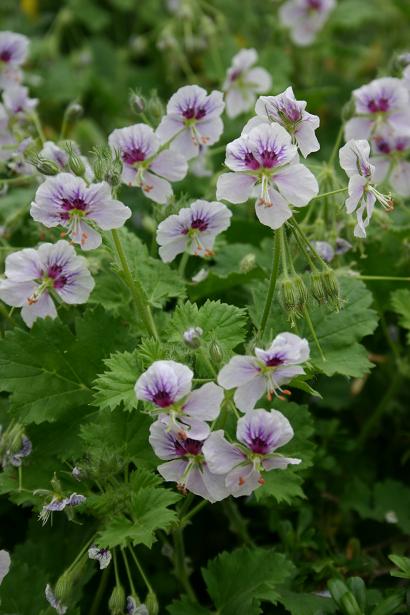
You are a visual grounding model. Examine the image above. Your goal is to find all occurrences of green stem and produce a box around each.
[289,222,318,271]
[89,567,110,615]
[178,251,189,278]
[303,306,326,362]
[30,111,46,145]
[357,372,402,445]
[310,187,348,200]
[66,535,95,574]
[121,548,137,597]
[180,500,208,525]
[0,175,37,186]
[129,548,154,595]
[172,528,197,602]
[111,229,158,339]
[258,228,282,340]
[353,275,410,282]
[223,499,254,546]
[113,549,121,586]
[291,215,330,270]
[329,124,344,167]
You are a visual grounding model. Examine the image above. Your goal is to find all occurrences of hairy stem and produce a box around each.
[258,228,282,340]
[111,229,158,339]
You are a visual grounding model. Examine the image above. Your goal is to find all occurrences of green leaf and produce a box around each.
[167,597,210,615]
[97,470,179,548]
[391,288,410,344]
[278,589,337,615]
[202,548,294,615]
[0,308,130,424]
[166,300,248,353]
[116,228,186,307]
[388,554,410,579]
[93,349,140,412]
[250,276,379,378]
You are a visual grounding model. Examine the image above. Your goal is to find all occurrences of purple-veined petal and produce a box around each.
[202,430,245,474]
[216,172,256,204]
[183,382,224,421]
[218,355,260,389]
[4,247,42,281]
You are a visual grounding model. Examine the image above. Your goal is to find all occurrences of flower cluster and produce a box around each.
[137,332,308,501]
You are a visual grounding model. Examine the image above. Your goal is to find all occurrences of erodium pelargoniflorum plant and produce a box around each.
[0,2,410,614]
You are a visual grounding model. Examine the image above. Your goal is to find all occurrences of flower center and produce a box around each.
[374,138,391,154]
[244,151,260,170]
[368,97,390,113]
[47,265,68,289]
[152,389,174,407]
[229,68,242,83]
[182,105,207,121]
[260,148,282,169]
[249,436,270,455]
[307,0,322,11]
[174,438,203,456]
[60,197,88,220]
[265,355,284,367]
[0,50,12,63]
[190,217,208,232]
[123,147,146,165]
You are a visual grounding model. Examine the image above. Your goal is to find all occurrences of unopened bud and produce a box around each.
[279,275,308,325]
[209,340,223,364]
[321,269,342,310]
[239,253,256,273]
[35,157,60,176]
[65,144,85,177]
[130,91,146,115]
[183,326,203,349]
[310,271,327,305]
[147,93,164,123]
[65,102,83,123]
[54,571,73,603]
[108,584,126,615]
[142,215,157,235]
[145,591,159,615]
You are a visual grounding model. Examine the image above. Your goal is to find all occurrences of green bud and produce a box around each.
[35,157,60,176]
[209,340,223,364]
[54,571,74,603]
[145,591,159,615]
[321,269,343,310]
[142,215,157,235]
[279,275,308,324]
[239,253,256,273]
[130,91,146,114]
[64,102,83,123]
[108,584,126,615]
[93,156,105,182]
[65,143,85,177]
[310,271,327,305]
[147,92,164,123]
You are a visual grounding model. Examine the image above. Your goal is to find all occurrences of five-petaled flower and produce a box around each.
[203,409,301,497]
[39,493,86,525]
[109,123,187,204]
[345,77,410,141]
[30,173,131,250]
[245,86,320,157]
[156,199,232,262]
[218,332,310,411]
[0,240,95,327]
[223,49,272,119]
[339,139,393,238]
[135,360,223,440]
[279,0,336,47]
[149,418,229,502]
[216,123,318,229]
[156,85,225,160]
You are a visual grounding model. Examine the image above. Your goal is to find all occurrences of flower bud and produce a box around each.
[130,91,146,115]
[310,272,327,305]
[145,591,159,615]
[108,584,126,615]
[239,253,256,273]
[65,102,83,123]
[209,340,223,364]
[183,326,203,349]
[279,275,308,324]
[54,571,73,603]
[147,93,164,123]
[35,157,60,176]
[321,269,342,310]
[65,144,85,177]
[142,215,157,235]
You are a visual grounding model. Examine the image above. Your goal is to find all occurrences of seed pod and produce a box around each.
[108,584,126,615]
